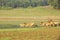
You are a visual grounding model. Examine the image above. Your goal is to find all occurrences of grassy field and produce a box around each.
[0,7,60,24]
[0,7,60,17]
[0,7,60,40]
[0,27,60,40]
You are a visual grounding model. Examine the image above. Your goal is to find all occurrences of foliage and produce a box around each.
[0,0,60,9]
[0,0,48,8]
[48,0,60,9]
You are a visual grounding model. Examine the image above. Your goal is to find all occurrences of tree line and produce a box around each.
[49,0,60,9]
[0,0,48,8]
[0,0,60,9]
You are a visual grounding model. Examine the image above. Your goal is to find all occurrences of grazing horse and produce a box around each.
[19,23,26,28]
[19,22,35,28]
[40,17,60,27]
[58,23,60,26]
[40,22,46,26]
[48,22,55,27]
[40,21,55,27]
[44,22,53,27]
[54,22,60,26]
[24,22,34,28]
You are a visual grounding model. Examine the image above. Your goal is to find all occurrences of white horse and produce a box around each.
[19,23,25,27]
[20,22,35,28]
[25,22,34,28]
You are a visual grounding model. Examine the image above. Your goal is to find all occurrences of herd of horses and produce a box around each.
[19,18,60,28]
[40,21,60,27]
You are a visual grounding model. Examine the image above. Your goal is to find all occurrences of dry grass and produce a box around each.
[0,27,60,40]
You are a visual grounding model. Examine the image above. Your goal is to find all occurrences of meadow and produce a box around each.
[0,7,60,24]
[0,27,60,40]
[0,7,60,40]
[0,7,60,17]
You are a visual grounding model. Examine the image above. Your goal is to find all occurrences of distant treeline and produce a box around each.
[0,0,60,9]
[49,0,60,9]
[0,0,48,8]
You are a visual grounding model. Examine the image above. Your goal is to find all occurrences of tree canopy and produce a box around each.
[49,0,60,9]
[0,0,48,8]
[0,0,60,9]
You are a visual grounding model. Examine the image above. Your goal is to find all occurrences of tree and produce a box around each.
[57,0,60,9]
[0,0,49,8]
[49,0,60,9]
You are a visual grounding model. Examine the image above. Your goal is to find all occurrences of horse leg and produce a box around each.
[54,24,57,27]
[59,23,60,26]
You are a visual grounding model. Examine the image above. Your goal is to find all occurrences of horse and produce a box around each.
[40,21,55,27]
[54,22,60,27]
[24,22,34,28]
[20,22,35,28]
[19,23,25,28]
[40,22,46,27]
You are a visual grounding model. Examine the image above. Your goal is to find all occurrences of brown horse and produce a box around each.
[54,22,60,27]
[40,21,55,27]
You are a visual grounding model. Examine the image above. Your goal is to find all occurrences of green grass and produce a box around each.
[0,7,60,17]
[0,27,60,32]
[0,7,60,40]
[0,6,60,24]
[0,28,38,31]
[0,20,41,25]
